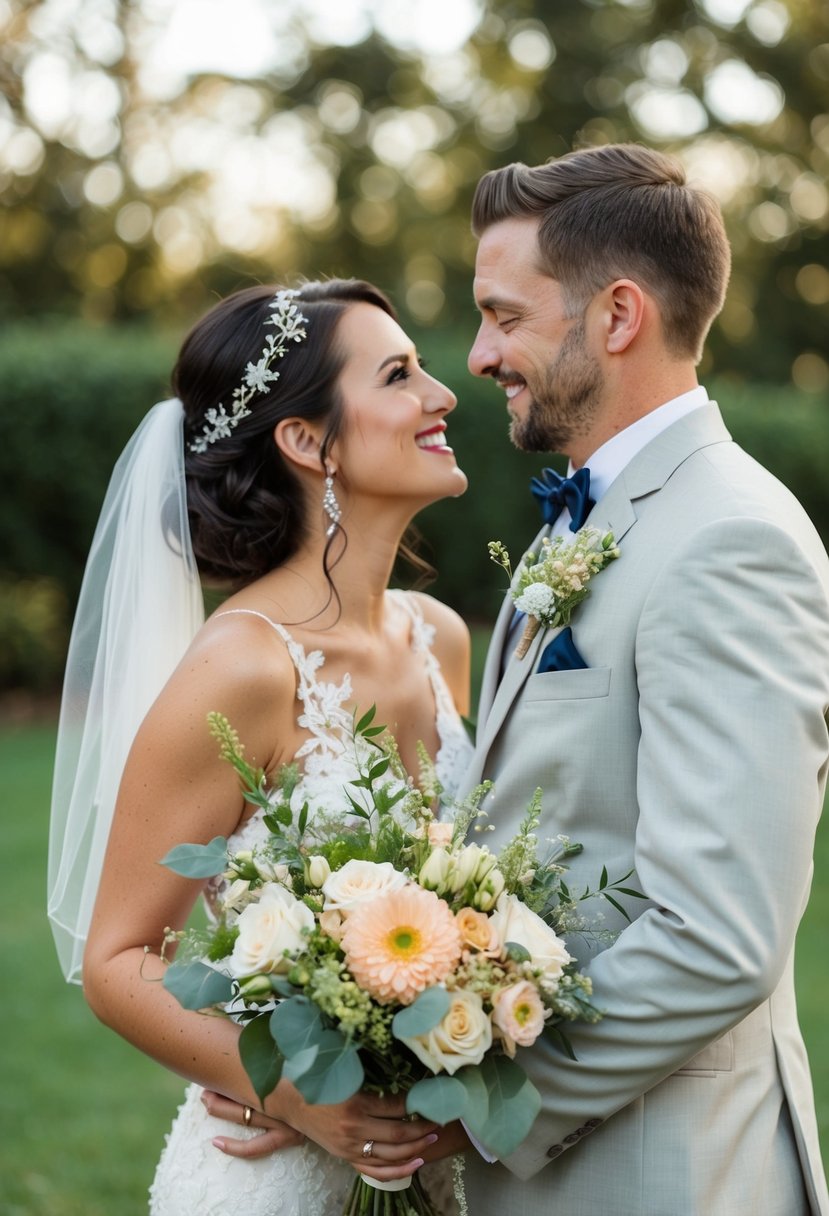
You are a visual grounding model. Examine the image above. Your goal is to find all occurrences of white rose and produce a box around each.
[321,859,408,914]
[227,883,314,977]
[490,893,571,982]
[402,988,493,1075]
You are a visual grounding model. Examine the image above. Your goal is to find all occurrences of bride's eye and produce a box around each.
[386,364,411,384]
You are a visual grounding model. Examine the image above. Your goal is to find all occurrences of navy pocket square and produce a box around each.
[537,626,588,674]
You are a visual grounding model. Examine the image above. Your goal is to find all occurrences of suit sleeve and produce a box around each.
[499,514,829,1180]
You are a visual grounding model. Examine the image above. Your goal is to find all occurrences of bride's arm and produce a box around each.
[82,617,437,1183]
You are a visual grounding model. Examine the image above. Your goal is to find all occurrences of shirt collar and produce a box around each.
[570,386,709,503]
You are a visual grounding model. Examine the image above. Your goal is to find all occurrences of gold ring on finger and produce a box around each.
[361,1139,374,1159]
[243,1105,253,1127]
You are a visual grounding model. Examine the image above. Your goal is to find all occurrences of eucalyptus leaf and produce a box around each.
[282,1044,319,1083]
[239,1014,284,1103]
[392,986,450,1039]
[270,997,324,1057]
[463,1056,541,1159]
[159,835,228,878]
[456,1064,489,1120]
[291,1031,364,1105]
[504,941,532,964]
[162,960,234,1010]
[406,1075,469,1124]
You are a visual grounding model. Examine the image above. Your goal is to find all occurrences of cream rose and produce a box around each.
[226,883,314,977]
[492,980,546,1048]
[455,907,500,954]
[490,893,571,982]
[321,859,408,914]
[401,988,492,1075]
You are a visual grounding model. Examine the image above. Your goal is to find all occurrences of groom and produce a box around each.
[206,143,829,1213]
[458,142,829,1214]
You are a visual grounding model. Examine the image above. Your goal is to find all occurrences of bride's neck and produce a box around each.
[256,516,407,634]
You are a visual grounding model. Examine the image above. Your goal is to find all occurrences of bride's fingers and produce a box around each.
[353,1130,439,1168]
[200,1090,292,1132]
[213,1127,306,1159]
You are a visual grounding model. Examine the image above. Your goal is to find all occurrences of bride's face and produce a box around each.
[330,303,468,507]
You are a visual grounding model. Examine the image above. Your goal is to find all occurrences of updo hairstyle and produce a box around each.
[176,279,396,587]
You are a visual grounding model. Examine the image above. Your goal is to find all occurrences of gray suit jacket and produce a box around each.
[461,404,829,1215]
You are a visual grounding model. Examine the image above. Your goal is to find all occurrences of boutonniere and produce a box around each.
[489,527,620,659]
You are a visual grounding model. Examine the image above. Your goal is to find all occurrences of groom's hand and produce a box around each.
[201,1090,306,1159]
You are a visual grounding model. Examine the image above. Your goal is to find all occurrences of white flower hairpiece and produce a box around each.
[188,289,309,454]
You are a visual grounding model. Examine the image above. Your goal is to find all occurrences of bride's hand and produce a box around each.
[290,1088,441,1185]
[202,1091,306,1159]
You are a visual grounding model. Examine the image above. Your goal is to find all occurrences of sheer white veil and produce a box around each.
[47,397,205,983]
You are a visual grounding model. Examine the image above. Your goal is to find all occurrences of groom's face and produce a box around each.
[469,217,603,458]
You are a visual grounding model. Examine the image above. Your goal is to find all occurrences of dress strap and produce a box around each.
[387,591,456,722]
[213,609,346,726]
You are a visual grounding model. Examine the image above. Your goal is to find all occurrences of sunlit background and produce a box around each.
[2,0,828,388]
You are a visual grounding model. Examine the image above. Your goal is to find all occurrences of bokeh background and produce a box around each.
[1,1,827,1211]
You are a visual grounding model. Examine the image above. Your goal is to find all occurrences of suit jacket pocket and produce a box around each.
[673,1031,734,1076]
[524,666,611,702]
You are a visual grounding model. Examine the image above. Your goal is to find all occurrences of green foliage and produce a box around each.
[392,986,451,1039]
[0,321,174,690]
[2,319,829,693]
[160,836,229,879]
[161,959,234,1010]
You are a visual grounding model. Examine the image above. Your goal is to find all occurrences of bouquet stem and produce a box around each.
[514,614,540,659]
[343,1172,440,1215]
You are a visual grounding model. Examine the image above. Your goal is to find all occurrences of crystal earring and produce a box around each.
[322,468,341,537]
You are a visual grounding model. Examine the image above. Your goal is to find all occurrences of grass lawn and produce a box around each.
[1,716,827,1215]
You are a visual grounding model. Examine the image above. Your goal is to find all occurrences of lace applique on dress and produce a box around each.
[150,593,469,1216]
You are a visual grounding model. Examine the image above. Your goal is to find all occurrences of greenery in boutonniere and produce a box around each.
[489,527,620,659]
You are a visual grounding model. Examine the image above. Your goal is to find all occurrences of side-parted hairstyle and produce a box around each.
[176,278,396,586]
[471,143,731,362]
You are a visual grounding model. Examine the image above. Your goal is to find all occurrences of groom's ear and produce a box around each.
[601,279,645,354]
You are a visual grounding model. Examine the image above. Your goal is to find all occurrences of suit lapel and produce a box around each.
[468,403,733,786]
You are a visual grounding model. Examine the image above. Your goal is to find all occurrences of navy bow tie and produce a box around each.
[530,466,594,531]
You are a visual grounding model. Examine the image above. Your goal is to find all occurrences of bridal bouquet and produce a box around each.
[160,710,638,1215]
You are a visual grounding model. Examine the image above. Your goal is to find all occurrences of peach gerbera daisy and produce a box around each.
[341,883,462,1005]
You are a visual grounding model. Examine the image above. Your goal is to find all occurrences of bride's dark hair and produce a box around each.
[176,279,395,587]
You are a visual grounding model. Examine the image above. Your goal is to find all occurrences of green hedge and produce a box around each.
[2,320,828,690]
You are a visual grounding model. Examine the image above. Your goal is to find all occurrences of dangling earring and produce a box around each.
[322,466,341,537]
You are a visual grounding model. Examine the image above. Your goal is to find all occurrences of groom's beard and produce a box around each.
[511,319,603,455]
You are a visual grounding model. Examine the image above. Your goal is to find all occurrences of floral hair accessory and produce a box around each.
[188,289,309,453]
[489,527,620,658]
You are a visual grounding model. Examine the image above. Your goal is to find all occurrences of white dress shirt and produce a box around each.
[551,386,710,536]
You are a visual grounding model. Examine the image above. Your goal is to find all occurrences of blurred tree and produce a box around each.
[0,0,827,387]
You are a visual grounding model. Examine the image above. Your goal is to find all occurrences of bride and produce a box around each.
[47,279,474,1213]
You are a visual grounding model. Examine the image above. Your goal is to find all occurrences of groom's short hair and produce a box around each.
[471,143,731,363]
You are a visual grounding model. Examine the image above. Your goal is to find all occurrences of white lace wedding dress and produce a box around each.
[149,592,473,1215]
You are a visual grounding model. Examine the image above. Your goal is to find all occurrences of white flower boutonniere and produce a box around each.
[489,527,620,658]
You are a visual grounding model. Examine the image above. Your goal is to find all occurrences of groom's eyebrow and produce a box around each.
[475,293,521,313]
